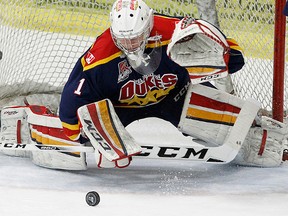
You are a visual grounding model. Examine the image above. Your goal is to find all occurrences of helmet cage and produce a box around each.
[111,26,151,55]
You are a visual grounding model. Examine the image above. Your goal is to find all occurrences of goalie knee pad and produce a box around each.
[233,116,287,167]
[0,106,31,157]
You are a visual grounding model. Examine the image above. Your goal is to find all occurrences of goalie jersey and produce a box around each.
[59,14,244,141]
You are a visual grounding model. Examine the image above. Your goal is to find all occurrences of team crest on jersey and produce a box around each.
[118,60,132,83]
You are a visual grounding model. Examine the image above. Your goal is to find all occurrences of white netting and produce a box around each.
[0,0,287,112]
[215,0,282,112]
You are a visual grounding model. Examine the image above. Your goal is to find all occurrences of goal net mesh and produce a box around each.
[0,0,286,112]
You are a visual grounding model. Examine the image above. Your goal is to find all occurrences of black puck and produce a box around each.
[0,51,2,60]
[86,191,100,206]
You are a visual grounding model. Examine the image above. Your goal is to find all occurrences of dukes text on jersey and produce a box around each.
[119,73,178,106]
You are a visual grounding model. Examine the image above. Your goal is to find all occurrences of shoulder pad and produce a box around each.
[81,29,122,71]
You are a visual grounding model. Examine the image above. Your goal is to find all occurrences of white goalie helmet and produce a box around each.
[110,0,153,55]
[110,0,160,75]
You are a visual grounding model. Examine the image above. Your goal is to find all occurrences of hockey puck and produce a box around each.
[0,51,2,60]
[86,191,100,206]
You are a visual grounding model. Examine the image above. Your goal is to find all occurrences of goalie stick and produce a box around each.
[0,142,236,163]
[0,98,260,163]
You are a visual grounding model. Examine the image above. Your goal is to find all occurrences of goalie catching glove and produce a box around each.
[167,16,230,84]
[167,16,244,86]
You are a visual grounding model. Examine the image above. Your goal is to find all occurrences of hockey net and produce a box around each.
[0,0,287,118]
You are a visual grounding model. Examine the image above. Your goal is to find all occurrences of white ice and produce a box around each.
[1,118,288,216]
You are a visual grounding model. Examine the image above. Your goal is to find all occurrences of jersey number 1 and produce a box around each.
[74,78,85,95]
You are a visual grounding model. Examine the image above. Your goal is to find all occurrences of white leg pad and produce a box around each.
[31,148,87,170]
[78,99,141,162]
[233,116,287,167]
[178,84,247,146]
[0,106,31,157]
[27,107,87,170]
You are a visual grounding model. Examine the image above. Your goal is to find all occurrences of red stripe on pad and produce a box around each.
[86,102,124,159]
[190,93,241,114]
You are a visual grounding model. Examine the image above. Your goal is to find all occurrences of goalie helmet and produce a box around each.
[110,0,153,55]
[110,0,159,75]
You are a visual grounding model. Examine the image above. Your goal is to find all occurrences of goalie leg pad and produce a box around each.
[233,116,287,167]
[77,99,141,162]
[26,106,87,170]
[30,146,87,170]
[0,106,31,157]
[178,84,249,146]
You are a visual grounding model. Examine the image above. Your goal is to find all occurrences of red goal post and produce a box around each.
[0,0,287,121]
[273,0,286,122]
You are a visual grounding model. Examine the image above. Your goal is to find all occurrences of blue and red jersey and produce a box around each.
[59,14,244,141]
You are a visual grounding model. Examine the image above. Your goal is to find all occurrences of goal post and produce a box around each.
[0,0,287,120]
[273,0,286,122]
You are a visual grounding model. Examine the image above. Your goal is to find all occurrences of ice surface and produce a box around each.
[1,118,288,216]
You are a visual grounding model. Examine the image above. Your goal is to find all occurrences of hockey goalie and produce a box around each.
[0,0,287,170]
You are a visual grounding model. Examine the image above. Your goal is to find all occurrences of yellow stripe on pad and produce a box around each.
[187,107,237,125]
[97,100,122,150]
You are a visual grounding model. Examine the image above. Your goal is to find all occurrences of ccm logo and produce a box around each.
[83,119,112,151]
[2,143,26,148]
[138,146,208,159]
